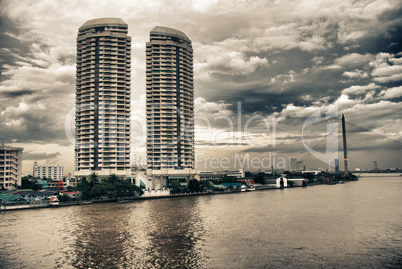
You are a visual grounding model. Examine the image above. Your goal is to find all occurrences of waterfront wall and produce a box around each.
[1,201,50,211]
[142,189,171,197]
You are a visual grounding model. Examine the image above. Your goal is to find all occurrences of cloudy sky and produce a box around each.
[1,0,401,175]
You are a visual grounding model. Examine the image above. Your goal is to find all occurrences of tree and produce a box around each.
[57,194,70,202]
[254,173,266,184]
[218,175,238,184]
[19,176,39,190]
[76,178,91,200]
[100,175,144,198]
[303,173,315,183]
[188,179,202,193]
[88,173,99,189]
[104,174,119,184]
[76,174,143,200]
[169,180,181,194]
[90,184,106,199]
[245,171,254,177]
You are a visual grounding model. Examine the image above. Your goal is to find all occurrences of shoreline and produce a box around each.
[1,181,357,212]
[0,184,312,212]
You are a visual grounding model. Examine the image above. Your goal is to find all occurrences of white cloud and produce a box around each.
[342,69,369,79]
[370,53,402,83]
[334,53,373,67]
[195,97,233,118]
[195,43,268,80]
[342,83,380,95]
[380,86,402,99]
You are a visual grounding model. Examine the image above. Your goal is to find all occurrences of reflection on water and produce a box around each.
[63,198,207,268]
[0,174,401,268]
[68,204,131,268]
[141,198,207,268]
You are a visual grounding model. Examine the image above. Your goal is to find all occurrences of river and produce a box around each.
[0,173,401,268]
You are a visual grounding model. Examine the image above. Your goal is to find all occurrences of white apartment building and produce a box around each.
[33,162,64,181]
[146,26,195,189]
[75,18,131,178]
[0,144,23,189]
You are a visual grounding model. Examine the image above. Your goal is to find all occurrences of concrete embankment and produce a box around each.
[1,185,287,212]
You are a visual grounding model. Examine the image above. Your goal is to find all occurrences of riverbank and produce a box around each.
[1,180,354,212]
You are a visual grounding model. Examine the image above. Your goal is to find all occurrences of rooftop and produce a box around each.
[150,26,191,43]
[79,17,127,31]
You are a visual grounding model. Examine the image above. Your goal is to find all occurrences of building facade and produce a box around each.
[296,161,305,171]
[33,162,64,181]
[146,26,195,189]
[75,18,131,178]
[289,157,297,171]
[335,159,339,172]
[0,144,23,189]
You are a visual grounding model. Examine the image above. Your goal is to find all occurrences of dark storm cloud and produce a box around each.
[23,151,62,160]
[0,89,35,98]
[0,14,32,81]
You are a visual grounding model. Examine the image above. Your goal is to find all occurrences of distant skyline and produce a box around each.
[0,0,401,175]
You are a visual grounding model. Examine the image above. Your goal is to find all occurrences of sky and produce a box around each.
[1,0,401,175]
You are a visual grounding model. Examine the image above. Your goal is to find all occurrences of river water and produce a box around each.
[0,174,401,268]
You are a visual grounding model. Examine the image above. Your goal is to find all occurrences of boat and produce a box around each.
[246,185,256,191]
[338,181,345,184]
[49,196,59,207]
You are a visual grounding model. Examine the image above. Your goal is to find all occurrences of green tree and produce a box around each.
[77,174,143,200]
[88,173,99,189]
[76,178,91,200]
[217,175,238,184]
[254,173,266,184]
[90,184,106,199]
[169,180,181,194]
[303,173,315,183]
[188,179,202,193]
[104,174,119,184]
[19,176,39,190]
[57,194,70,202]
[245,171,254,177]
[100,175,144,198]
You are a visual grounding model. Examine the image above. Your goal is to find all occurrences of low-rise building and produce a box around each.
[196,169,245,181]
[47,181,64,191]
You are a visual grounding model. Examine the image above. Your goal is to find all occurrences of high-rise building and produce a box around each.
[33,162,64,181]
[146,26,195,188]
[296,161,304,171]
[289,157,297,171]
[334,159,339,172]
[75,18,131,179]
[0,144,23,189]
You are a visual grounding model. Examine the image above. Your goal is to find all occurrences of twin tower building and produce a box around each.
[75,18,195,188]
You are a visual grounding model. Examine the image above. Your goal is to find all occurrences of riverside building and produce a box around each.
[33,162,64,181]
[0,144,23,189]
[146,26,195,188]
[75,18,131,179]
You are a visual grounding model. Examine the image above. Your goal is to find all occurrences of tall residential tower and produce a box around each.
[146,26,195,188]
[75,18,131,179]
